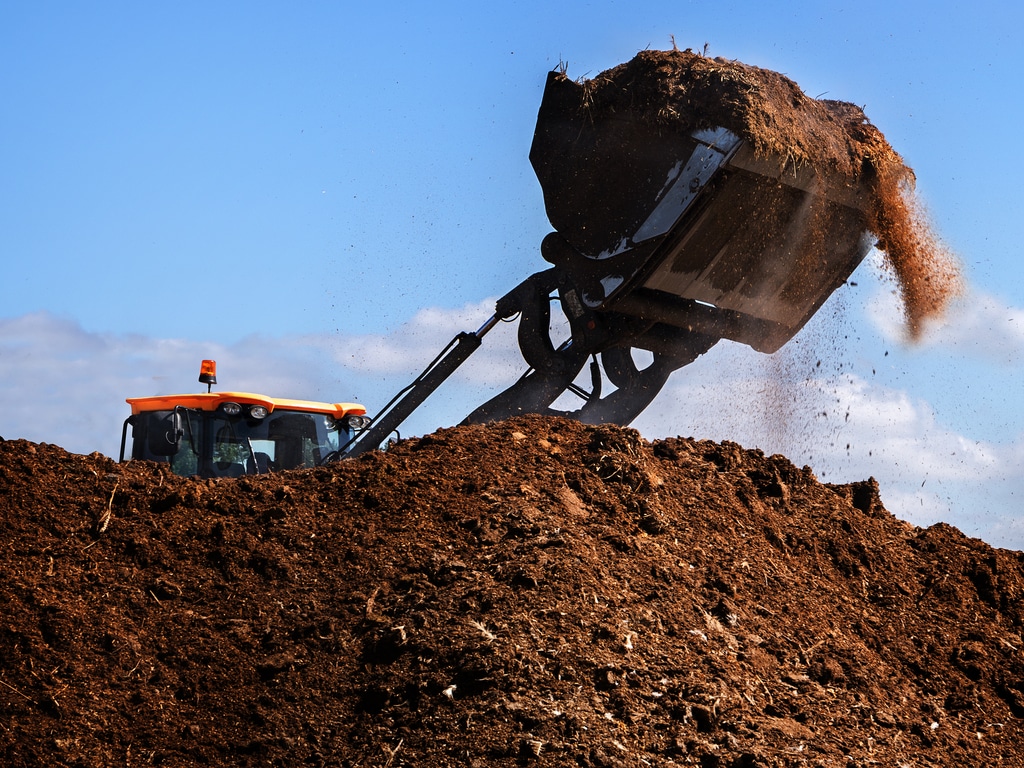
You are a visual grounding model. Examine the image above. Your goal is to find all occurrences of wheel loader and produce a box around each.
[122,58,878,477]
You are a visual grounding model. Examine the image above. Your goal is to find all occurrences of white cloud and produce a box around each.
[863,251,1024,364]
[2,306,1022,550]
[0,305,522,460]
[926,292,1024,364]
[335,297,524,386]
[632,340,1024,548]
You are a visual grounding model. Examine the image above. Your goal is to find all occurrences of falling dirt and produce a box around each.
[865,165,963,339]
[2,418,1024,767]
[575,48,964,339]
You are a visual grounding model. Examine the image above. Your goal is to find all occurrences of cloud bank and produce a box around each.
[1,303,1021,550]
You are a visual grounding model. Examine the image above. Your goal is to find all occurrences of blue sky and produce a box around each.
[2,2,1023,547]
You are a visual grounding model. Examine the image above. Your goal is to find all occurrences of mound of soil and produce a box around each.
[2,416,1022,766]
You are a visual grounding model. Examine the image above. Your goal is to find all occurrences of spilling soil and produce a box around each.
[2,416,1023,767]
[570,49,962,338]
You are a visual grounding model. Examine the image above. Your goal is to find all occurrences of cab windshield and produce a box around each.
[130,407,352,478]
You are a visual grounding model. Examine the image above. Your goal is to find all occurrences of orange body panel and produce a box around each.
[126,391,366,418]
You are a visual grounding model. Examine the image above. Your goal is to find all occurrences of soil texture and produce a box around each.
[2,416,1023,766]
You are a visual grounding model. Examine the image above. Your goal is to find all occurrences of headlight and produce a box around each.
[344,414,371,430]
[221,402,242,416]
[249,405,269,419]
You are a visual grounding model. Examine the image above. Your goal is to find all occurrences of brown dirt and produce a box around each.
[3,416,1023,767]
[575,49,963,338]
[865,166,963,339]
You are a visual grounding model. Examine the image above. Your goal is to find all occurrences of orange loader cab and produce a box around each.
[120,361,367,478]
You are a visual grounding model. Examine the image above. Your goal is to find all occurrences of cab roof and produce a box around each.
[126,392,366,418]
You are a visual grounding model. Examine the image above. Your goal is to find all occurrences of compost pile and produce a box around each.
[2,416,1023,767]
[567,48,961,337]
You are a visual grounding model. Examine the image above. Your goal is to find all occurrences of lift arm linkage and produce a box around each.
[343,271,558,458]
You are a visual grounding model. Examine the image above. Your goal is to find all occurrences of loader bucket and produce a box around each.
[530,70,873,354]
